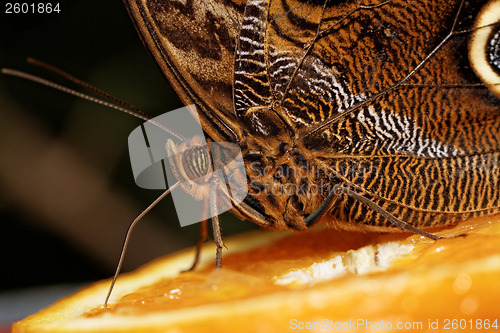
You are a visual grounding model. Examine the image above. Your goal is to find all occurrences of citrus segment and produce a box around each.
[13,214,500,333]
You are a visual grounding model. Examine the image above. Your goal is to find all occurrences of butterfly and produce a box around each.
[123,0,500,267]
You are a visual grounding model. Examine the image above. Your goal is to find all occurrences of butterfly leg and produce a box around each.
[209,175,224,268]
[212,214,224,268]
[338,186,442,240]
[183,219,208,272]
[305,184,442,240]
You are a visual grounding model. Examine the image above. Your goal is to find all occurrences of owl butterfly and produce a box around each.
[123,0,500,266]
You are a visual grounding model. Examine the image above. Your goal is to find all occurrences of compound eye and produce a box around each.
[182,145,211,180]
[470,0,500,98]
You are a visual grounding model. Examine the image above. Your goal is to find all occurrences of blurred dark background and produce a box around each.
[0,0,256,304]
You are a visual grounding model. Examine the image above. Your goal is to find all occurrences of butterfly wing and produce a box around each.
[260,0,500,224]
[125,0,500,229]
[124,0,245,142]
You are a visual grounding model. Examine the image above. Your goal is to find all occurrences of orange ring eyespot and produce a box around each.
[470,0,500,98]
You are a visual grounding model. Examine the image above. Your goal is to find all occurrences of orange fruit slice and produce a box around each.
[13,214,500,333]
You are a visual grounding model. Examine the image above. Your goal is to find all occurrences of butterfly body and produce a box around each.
[124,0,500,235]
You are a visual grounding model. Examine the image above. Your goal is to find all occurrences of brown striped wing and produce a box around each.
[124,0,500,228]
[123,0,245,142]
[233,0,500,223]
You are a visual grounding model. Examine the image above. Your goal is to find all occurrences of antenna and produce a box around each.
[2,59,187,142]
[2,59,185,307]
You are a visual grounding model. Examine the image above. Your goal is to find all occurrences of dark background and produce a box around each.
[0,0,256,297]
